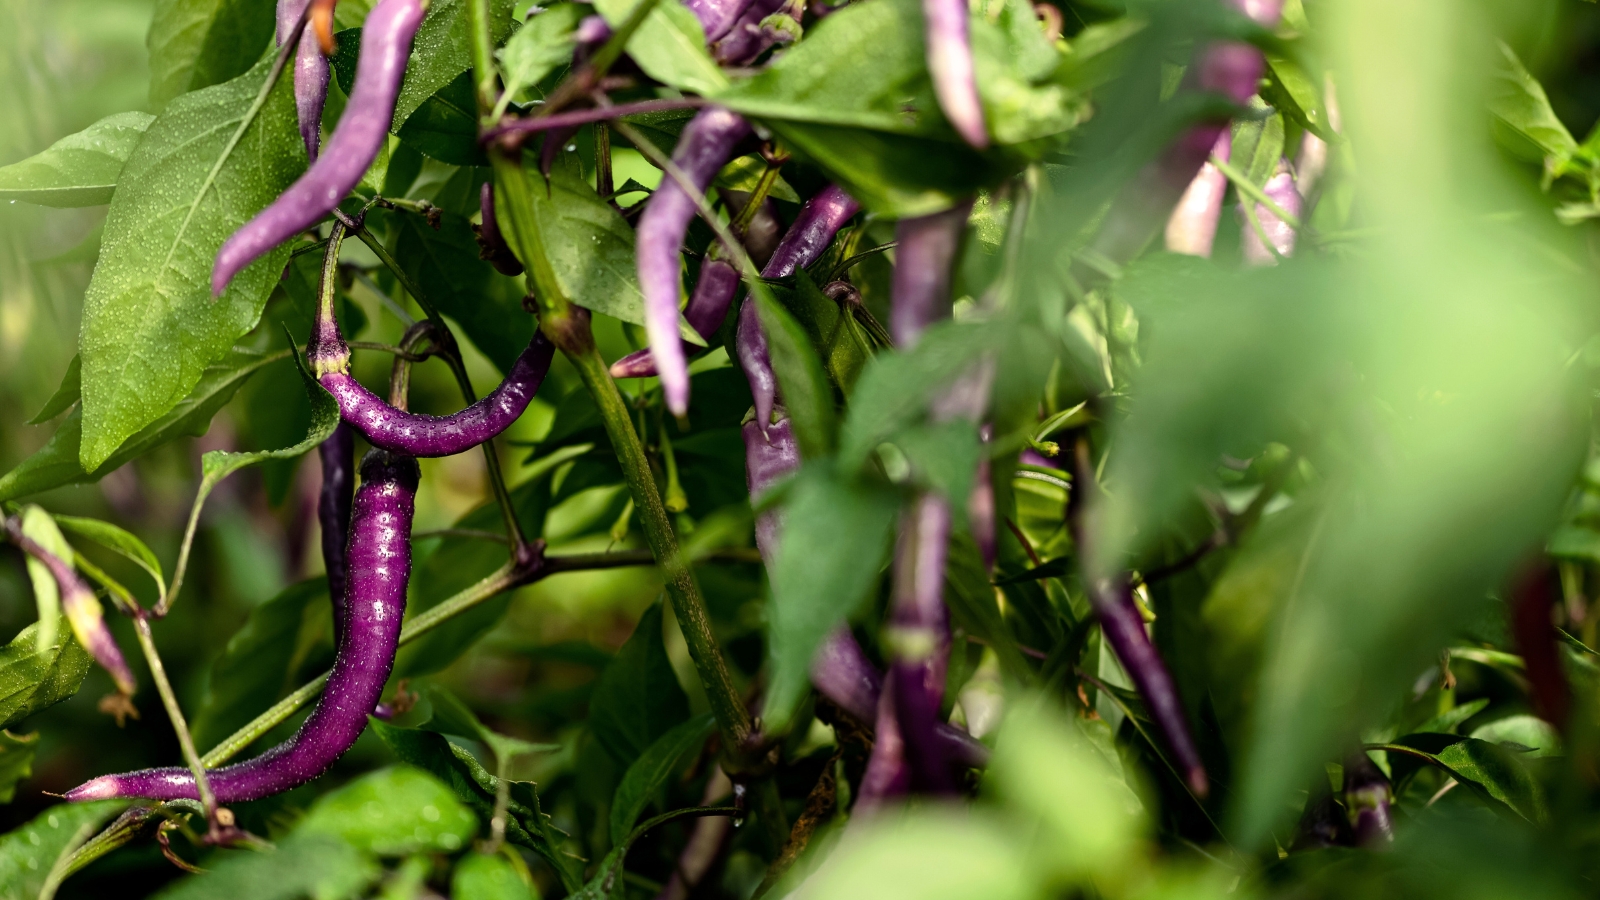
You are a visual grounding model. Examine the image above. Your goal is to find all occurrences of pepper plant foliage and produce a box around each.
[3,0,1600,895]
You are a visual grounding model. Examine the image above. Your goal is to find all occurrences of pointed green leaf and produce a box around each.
[0,113,154,207]
[146,0,277,108]
[298,766,478,855]
[53,514,166,598]
[0,800,127,900]
[589,602,690,768]
[0,623,91,731]
[754,290,836,459]
[609,713,714,844]
[593,0,726,96]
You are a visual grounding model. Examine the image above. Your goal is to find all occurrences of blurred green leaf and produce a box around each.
[0,801,126,900]
[191,578,329,750]
[788,809,1035,900]
[452,852,537,900]
[1470,715,1561,758]
[763,464,899,732]
[769,123,995,219]
[754,291,837,459]
[1414,698,1491,736]
[1489,42,1579,179]
[0,349,281,504]
[53,514,166,598]
[27,356,81,425]
[152,833,379,900]
[609,713,713,844]
[0,113,154,207]
[589,601,690,767]
[498,4,584,103]
[77,53,305,471]
[146,0,276,109]
[298,765,478,855]
[1229,103,1286,189]
[19,505,71,651]
[592,0,725,96]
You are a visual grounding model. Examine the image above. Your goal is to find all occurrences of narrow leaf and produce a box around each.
[609,713,714,844]
[0,114,154,208]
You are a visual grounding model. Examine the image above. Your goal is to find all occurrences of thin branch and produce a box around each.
[133,616,220,834]
[484,98,708,145]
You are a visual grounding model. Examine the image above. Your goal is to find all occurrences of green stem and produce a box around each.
[134,617,219,825]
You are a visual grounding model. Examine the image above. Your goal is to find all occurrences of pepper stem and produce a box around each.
[132,615,226,838]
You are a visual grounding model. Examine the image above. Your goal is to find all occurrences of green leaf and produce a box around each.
[511,155,701,342]
[1380,735,1548,823]
[0,801,127,900]
[392,0,520,129]
[1413,697,1490,736]
[191,578,329,750]
[151,833,379,900]
[0,349,283,504]
[713,155,800,203]
[589,601,690,767]
[0,732,38,804]
[0,623,92,731]
[385,208,537,374]
[714,0,936,136]
[892,420,981,508]
[769,272,873,395]
[77,53,305,471]
[396,71,486,165]
[146,0,277,109]
[1489,41,1579,177]
[53,514,166,598]
[19,505,73,652]
[754,291,836,458]
[0,113,155,207]
[609,713,714,844]
[592,0,726,96]
[573,806,737,900]
[763,465,899,732]
[1470,714,1561,757]
[1262,53,1332,141]
[453,852,537,900]
[498,4,585,103]
[27,356,81,425]
[970,0,1085,146]
[1228,102,1286,189]
[298,765,479,855]
[423,685,560,766]
[779,808,1033,900]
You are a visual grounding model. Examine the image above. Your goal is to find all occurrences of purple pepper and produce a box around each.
[734,185,861,432]
[922,0,987,149]
[576,13,613,47]
[885,496,954,793]
[319,334,556,457]
[1344,753,1395,847]
[1239,160,1303,265]
[890,201,972,346]
[213,0,425,296]
[317,422,355,649]
[277,0,330,161]
[1096,579,1208,795]
[712,0,783,66]
[683,0,758,42]
[636,107,752,417]
[611,259,740,379]
[64,449,419,803]
[478,183,525,277]
[3,521,137,698]
[855,684,910,810]
[1164,132,1231,257]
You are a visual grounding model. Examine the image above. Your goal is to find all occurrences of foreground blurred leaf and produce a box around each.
[0,349,283,504]
[754,293,837,459]
[298,765,478,855]
[192,578,329,750]
[763,465,899,732]
[789,809,1035,900]
[0,113,155,207]
[153,833,379,900]
[0,801,126,900]
[589,602,690,768]
[609,713,714,844]
[452,852,536,900]
[146,0,276,109]
[0,623,91,731]
[77,53,304,471]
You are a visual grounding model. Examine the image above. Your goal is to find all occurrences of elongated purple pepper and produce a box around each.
[65,450,419,803]
[1240,160,1303,265]
[478,183,524,277]
[712,0,783,65]
[923,0,986,149]
[637,107,752,417]
[277,0,330,160]
[318,422,355,648]
[856,684,909,811]
[890,202,971,346]
[736,185,861,431]
[3,521,136,698]
[213,0,425,295]
[1164,132,1231,257]
[319,335,555,457]
[684,0,757,42]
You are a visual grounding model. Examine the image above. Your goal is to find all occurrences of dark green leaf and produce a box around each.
[0,801,127,900]
[423,685,559,765]
[151,833,379,900]
[298,765,478,855]
[0,349,282,504]
[0,113,154,207]
[191,578,328,750]
[0,732,38,805]
[893,420,981,507]
[1381,735,1547,823]
[77,54,305,470]
[764,465,899,732]
[26,356,80,425]
[53,514,166,597]
[0,624,91,731]
[146,0,277,108]
[754,291,836,458]
[589,601,690,767]
[393,0,519,129]
[396,71,485,165]
[609,713,713,844]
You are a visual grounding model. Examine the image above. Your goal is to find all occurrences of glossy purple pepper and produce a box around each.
[923,0,987,148]
[1240,160,1303,265]
[683,0,757,42]
[213,0,425,295]
[637,107,752,417]
[64,450,418,803]
[478,183,524,276]
[317,422,355,648]
[277,0,330,160]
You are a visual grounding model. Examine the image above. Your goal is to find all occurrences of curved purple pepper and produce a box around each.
[277,0,330,161]
[213,0,425,295]
[923,0,986,149]
[317,422,355,648]
[319,334,556,457]
[712,0,782,66]
[1240,161,1303,265]
[890,201,972,346]
[855,684,910,811]
[684,0,757,42]
[885,496,954,793]
[478,183,525,277]
[637,107,752,417]
[3,521,136,698]
[735,185,861,432]
[1164,132,1231,257]
[65,450,419,803]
